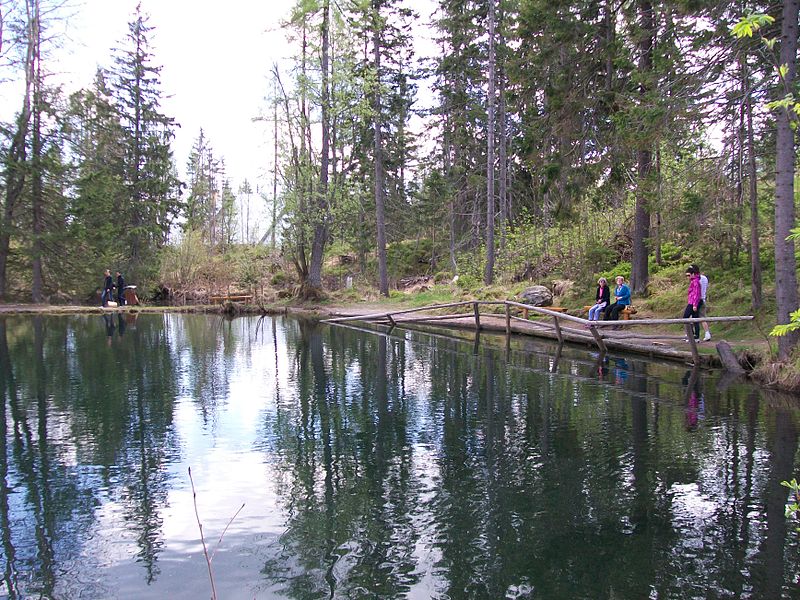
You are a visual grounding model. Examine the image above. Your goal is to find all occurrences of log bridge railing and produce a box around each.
[322,301,754,363]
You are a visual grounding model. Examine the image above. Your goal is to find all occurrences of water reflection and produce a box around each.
[0,314,798,599]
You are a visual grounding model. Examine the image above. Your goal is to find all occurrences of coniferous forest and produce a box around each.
[1,0,800,362]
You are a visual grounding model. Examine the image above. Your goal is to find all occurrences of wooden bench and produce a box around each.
[210,294,253,305]
[522,306,568,320]
[582,305,637,319]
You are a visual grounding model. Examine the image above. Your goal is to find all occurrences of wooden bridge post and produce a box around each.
[553,316,563,344]
[588,325,607,353]
[473,302,481,331]
[685,324,700,363]
[504,303,511,335]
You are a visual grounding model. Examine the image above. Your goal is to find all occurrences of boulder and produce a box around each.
[519,285,553,306]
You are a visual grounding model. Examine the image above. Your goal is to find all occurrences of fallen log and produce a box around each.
[716,341,745,374]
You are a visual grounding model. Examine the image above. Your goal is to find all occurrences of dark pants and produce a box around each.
[604,302,627,321]
[683,303,699,339]
[117,289,125,305]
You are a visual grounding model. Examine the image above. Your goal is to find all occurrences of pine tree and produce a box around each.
[110,2,180,279]
[64,71,128,282]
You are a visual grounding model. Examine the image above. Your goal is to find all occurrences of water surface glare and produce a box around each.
[1,313,799,599]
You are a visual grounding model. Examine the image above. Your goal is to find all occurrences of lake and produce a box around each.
[0,313,799,599]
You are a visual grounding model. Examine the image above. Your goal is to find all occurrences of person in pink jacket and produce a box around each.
[683,266,702,342]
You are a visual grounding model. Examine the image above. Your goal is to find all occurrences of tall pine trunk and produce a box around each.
[775,0,799,359]
[373,0,388,297]
[631,0,654,296]
[484,0,496,285]
[498,7,508,248]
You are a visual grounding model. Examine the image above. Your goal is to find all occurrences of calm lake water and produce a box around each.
[1,313,800,599]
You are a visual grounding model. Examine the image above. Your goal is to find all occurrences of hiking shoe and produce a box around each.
[703,331,711,341]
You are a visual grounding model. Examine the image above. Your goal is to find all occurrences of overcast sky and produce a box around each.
[0,0,437,238]
[50,0,297,193]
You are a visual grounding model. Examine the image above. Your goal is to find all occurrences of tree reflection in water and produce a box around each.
[262,322,800,600]
[0,315,799,599]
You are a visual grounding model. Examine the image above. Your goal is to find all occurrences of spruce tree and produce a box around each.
[110,2,180,279]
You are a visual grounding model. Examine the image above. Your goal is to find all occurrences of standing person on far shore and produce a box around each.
[692,264,711,341]
[101,269,114,307]
[684,266,702,342]
[116,271,126,306]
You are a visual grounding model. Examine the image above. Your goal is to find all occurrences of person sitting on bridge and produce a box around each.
[588,277,610,321]
[604,275,631,321]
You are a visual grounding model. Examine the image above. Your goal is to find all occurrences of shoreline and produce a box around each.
[2,301,794,395]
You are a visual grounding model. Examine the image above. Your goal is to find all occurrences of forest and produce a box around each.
[1,0,799,362]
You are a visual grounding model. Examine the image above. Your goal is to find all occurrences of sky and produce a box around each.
[55,0,297,192]
[0,0,437,239]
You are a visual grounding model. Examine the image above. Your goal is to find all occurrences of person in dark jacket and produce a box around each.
[604,275,631,321]
[116,271,125,305]
[588,277,610,321]
[101,269,114,306]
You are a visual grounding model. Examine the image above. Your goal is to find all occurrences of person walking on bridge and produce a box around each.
[684,266,702,342]
[691,264,711,341]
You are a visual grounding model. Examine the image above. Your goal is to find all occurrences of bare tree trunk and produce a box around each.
[31,0,43,303]
[0,0,35,301]
[744,62,763,311]
[373,0,388,296]
[484,0,496,285]
[631,0,654,296]
[297,20,310,280]
[775,0,799,359]
[307,0,330,296]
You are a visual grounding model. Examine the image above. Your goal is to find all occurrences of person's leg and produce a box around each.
[683,304,699,339]
[588,304,599,320]
[699,300,710,339]
[609,303,621,321]
[604,302,616,320]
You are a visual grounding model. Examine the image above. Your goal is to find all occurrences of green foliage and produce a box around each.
[271,272,289,287]
[771,309,800,338]
[658,241,683,265]
[782,479,800,532]
[383,239,436,279]
[584,245,617,273]
[433,271,453,284]
[455,274,479,290]
[392,286,466,307]
[597,262,631,285]
[730,14,775,39]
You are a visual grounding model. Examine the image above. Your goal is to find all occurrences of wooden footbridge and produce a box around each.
[322,301,753,365]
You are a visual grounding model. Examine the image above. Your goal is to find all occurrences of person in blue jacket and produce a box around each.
[604,275,631,321]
